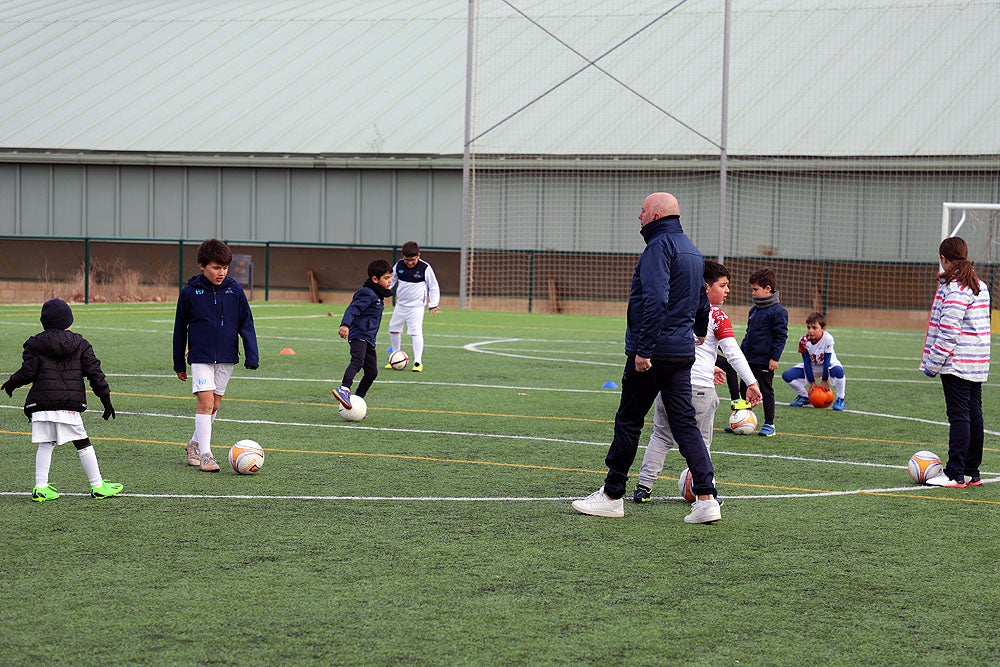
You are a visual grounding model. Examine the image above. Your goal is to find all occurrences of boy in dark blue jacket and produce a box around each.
[173,239,258,472]
[736,267,788,437]
[333,259,393,411]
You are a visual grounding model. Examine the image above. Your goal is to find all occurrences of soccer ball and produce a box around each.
[229,439,264,475]
[908,450,943,484]
[338,394,368,422]
[388,350,409,370]
[728,408,758,435]
[678,467,695,502]
[810,385,835,409]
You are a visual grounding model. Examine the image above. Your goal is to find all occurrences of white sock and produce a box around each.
[195,414,213,455]
[788,378,807,397]
[192,412,218,443]
[389,331,402,355]
[832,376,846,399]
[412,334,424,364]
[35,442,55,487]
[77,445,103,487]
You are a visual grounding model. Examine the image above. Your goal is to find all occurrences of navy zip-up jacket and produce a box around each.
[740,299,788,366]
[624,215,709,359]
[173,274,259,373]
[341,281,388,346]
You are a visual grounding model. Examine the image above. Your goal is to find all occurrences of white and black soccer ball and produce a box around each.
[388,350,409,370]
[339,395,368,422]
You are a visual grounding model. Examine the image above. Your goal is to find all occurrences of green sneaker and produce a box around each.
[31,484,60,502]
[730,398,752,411]
[91,481,124,499]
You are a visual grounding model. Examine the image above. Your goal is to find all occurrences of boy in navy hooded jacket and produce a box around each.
[333,259,393,411]
[173,239,258,472]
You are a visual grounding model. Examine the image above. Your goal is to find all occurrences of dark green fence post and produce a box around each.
[178,240,185,291]
[527,250,535,313]
[84,238,90,304]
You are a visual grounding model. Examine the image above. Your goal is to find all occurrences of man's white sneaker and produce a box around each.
[572,486,624,517]
[924,472,966,488]
[684,498,722,524]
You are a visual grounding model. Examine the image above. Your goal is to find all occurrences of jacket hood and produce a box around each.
[26,329,81,360]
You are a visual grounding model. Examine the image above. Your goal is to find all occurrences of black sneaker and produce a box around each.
[633,485,652,503]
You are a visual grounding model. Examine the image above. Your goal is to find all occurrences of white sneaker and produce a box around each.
[572,486,624,517]
[924,472,966,488]
[684,498,722,524]
[186,440,200,466]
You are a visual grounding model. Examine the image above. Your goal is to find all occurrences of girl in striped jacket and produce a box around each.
[920,236,991,487]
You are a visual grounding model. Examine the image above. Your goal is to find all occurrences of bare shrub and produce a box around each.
[66,257,179,303]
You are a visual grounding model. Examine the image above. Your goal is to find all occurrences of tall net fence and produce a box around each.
[463,1,1000,326]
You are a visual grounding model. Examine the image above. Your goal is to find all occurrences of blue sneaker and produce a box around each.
[758,423,775,437]
[332,385,353,410]
[789,395,810,407]
[832,397,846,411]
[723,425,734,433]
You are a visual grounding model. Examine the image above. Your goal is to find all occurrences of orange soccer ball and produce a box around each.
[809,385,835,409]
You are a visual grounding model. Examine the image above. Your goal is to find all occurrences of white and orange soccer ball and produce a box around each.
[229,439,265,475]
[678,467,696,502]
[908,450,943,484]
[728,408,758,435]
[388,350,409,370]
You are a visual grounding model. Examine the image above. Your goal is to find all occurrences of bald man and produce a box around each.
[572,192,721,523]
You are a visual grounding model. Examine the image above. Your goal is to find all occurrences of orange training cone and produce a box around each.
[280,347,296,355]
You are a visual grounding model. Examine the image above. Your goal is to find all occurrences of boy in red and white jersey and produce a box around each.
[633,260,762,502]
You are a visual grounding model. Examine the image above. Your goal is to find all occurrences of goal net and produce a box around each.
[462,1,1000,328]
[941,202,1000,314]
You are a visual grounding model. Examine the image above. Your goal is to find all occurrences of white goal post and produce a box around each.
[941,202,1000,263]
[941,201,1000,241]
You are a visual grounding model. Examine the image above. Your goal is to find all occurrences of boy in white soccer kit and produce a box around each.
[386,241,440,372]
[634,261,762,502]
[781,311,846,410]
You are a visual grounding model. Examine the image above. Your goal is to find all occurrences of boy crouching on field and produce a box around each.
[781,311,846,411]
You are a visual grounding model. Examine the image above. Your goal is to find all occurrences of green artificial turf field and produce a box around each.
[1,302,997,666]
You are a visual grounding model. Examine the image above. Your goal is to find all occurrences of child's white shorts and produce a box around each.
[31,410,88,445]
[388,304,426,336]
[190,362,235,396]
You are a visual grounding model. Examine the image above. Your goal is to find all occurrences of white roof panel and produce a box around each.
[0,0,995,156]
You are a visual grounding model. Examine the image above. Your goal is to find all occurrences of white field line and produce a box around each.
[2,477,998,502]
[0,406,1000,500]
[3,405,997,478]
